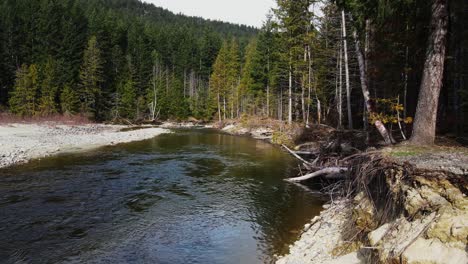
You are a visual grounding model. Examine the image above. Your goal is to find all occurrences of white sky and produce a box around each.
[142,0,276,28]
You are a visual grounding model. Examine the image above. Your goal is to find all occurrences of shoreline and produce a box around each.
[0,123,170,169]
[1,120,466,264]
[275,151,468,264]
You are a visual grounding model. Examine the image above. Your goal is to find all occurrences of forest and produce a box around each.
[0,0,467,144]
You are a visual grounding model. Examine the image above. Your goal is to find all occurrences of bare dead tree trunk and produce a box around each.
[183,69,187,98]
[267,48,270,118]
[149,65,158,120]
[354,30,394,145]
[342,11,353,129]
[314,76,321,125]
[279,88,283,121]
[288,58,293,125]
[410,0,448,145]
[286,167,348,182]
[306,45,312,126]
[217,91,222,123]
[302,47,307,123]
[338,43,343,129]
[400,22,410,133]
[223,96,226,120]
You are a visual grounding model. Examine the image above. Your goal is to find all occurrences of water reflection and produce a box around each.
[0,129,323,264]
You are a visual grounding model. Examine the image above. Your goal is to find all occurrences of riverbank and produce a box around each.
[211,120,468,264]
[0,123,170,168]
[276,146,468,264]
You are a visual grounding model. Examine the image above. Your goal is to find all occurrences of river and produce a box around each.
[0,129,323,264]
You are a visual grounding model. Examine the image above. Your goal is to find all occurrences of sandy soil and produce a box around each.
[0,123,170,168]
[276,200,363,264]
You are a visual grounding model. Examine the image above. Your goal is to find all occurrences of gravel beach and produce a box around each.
[0,123,170,168]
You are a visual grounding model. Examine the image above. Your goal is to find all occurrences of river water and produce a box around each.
[0,129,323,264]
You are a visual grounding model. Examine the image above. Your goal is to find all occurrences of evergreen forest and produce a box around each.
[1,0,467,144]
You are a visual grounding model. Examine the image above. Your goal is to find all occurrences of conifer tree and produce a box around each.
[118,79,137,119]
[274,0,314,123]
[210,41,229,121]
[9,64,39,116]
[60,85,79,115]
[226,38,240,118]
[38,58,58,116]
[79,36,104,118]
[239,39,258,115]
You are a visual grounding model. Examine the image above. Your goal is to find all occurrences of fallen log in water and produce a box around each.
[285,167,348,182]
[282,144,313,166]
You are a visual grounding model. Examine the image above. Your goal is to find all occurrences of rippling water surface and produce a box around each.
[0,129,323,264]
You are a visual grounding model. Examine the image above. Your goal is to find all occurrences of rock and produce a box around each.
[368,223,391,246]
[419,185,450,208]
[402,238,468,264]
[427,207,468,245]
[405,187,427,216]
[222,124,236,131]
[353,192,377,231]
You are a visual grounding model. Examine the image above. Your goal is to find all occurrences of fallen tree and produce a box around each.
[285,167,348,182]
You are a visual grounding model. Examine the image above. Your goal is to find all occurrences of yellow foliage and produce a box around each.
[368,97,412,125]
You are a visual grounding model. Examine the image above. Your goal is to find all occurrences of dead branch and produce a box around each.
[285,167,348,182]
[282,144,313,166]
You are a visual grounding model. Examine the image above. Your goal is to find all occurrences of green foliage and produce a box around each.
[38,58,58,116]
[117,79,137,119]
[79,36,104,118]
[60,85,79,115]
[0,0,254,120]
[9,64,39,116]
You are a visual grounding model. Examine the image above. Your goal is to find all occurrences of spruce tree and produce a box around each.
[79,36,104,118]
[9,64,39,116]
[226,38,240,118]
[117,79,137,119]
[38,58,58,116]
[60,85,79,115]
[239,39,258,115]
[210,41,229,121]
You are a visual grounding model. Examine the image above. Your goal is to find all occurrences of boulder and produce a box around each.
[402,238,468,264]
[368,223,391,246]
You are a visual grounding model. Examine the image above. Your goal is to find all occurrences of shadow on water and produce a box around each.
[0,129,324,264]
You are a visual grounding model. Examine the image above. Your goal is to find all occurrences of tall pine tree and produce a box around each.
[79,36,104,118]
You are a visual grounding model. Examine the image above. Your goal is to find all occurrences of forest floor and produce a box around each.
[0,123,170,168]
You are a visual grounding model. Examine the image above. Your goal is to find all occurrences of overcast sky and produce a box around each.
[142,0,276,28]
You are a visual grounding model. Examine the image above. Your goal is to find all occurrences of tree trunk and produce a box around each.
[302,46,307,123]
[288,59,293,125]
[279,88,283,121]
[286,167,348,182]
[342,11,353,129]
[267,48,270,118]
[306,46,312,126]
[338,43,343,129]
[410,0,448,145]
[354,30,394,145]
[217,91,222,123]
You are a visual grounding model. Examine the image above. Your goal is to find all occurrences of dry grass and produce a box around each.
[383,143,468,157]
[0,112,92,125]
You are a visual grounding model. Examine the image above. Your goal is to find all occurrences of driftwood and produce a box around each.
[294,150,318,155]
[286,167,348,182]
[283,144,313,166]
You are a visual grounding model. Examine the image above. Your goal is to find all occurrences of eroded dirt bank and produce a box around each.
[0,123,170,168]
[276,150,468,264]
